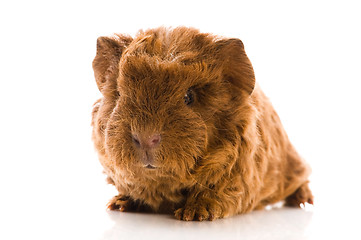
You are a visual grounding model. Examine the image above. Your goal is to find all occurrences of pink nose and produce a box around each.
[132,133,161,148]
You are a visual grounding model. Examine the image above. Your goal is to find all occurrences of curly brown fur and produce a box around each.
[91,27,313,221]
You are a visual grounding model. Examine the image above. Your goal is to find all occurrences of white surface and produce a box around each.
[1,0,361,239]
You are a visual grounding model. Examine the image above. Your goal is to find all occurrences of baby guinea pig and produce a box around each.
[91,27,313,221]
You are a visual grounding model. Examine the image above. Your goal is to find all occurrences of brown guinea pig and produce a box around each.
[91,27,313,221]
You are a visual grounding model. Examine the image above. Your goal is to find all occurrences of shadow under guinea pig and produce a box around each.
[101,207,313,240]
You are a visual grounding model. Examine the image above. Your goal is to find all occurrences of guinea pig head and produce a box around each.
[92,28,255,178]
[114,55,209,173]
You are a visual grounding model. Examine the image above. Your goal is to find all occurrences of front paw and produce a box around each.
[174,197,222,221]
[107,194,131,211]
[107,194,153,212]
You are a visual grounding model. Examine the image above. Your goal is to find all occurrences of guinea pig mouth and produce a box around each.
[144,164,157,169]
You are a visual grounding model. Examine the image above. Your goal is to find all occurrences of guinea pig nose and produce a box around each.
[132,133,161,148]
[148,134,161,147]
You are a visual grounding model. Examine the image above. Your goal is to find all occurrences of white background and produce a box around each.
[1,0,360,239]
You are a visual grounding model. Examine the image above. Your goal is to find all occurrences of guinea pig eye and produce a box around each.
[184,88,194,105]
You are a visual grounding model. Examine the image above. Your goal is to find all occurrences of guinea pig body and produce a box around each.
[91,27,313,221]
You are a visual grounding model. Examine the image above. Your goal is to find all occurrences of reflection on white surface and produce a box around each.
[101,207,313,240]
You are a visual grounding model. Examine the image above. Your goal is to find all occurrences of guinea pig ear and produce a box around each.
[92,34,133,97]
[216,38,255,95]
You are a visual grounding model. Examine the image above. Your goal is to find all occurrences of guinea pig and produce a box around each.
[91,26,313,221]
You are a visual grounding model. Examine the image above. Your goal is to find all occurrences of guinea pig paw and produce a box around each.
[174,199,222,221]
[106,195,130,211]
[285,182,314,207]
